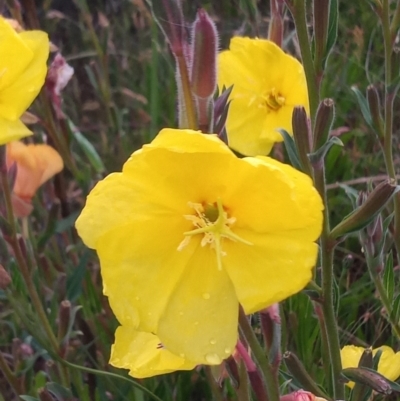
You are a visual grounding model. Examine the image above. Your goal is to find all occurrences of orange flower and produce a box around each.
[6,141,63,217]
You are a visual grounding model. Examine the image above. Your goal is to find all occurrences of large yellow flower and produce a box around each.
[76,129,323,377]
[218,37,309,156]
[341,345,400,388]
[0,17,49,145]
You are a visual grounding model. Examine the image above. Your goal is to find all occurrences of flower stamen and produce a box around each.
[178,199,252,270]
[264,87,285,111]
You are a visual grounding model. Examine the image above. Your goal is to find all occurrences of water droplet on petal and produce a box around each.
[210,338,217,345]
[135,296,140,301]
[147,312,152,316]
[202,293,210,300]
[224,347,231,354]
[194,321,199,325]
[179,311,184,316]
[205,353,221,364]
[179,353,185,358]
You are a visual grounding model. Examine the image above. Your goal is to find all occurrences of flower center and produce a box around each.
[177,199,252,270]
[264,88,285,111]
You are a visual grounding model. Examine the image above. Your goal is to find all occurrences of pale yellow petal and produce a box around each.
[157,245,238,364]
[110,326,196,378]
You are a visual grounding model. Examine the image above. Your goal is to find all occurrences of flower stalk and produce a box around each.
[288,0,319,120]
[239,307,280,401]
[288,1,343,398]
[379,0,400,258]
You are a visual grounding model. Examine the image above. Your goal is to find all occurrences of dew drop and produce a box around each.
[205,353,221,364]
[210,338,217,345]
[224,347,231,354]
[147,312,152,316]
[179,311,184,316]
[179,353,185,358]
[194,321,199,326]
[135,296,140,301]
[202,293,210,300]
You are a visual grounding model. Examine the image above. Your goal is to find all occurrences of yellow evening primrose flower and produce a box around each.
[0,16,49,145]
[76,129,323,377]
[218,37,309,156]
[341,345,400,388]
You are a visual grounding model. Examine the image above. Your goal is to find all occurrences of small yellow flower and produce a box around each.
[76,129,323,377]
[0,16,49,145]
[341,345,400,388]
[218,37,309,156]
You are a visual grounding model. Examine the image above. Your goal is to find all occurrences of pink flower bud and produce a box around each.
[280,390,320,401]
[45,53,74,118]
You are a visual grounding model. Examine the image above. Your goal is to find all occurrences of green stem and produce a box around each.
[380,0,400,256]
[59,360,164,401]
[176,55,198,130]
[0,350,22,396]
[390,0,400,41]
[0,171,65,381]
[204,366,225,401]
[314,164,344,400]
[291,0,319,121]
[365,254,400,339]
[238,307,280,401]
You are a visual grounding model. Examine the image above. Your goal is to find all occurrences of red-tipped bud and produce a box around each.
[268,0,285,47]
[190,9,218,99]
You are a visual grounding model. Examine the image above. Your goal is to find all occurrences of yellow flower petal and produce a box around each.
[0,29,49,120]
[0,117,32,145]
[157,245,238,364]
[341,345,400,388]
[373,346,400,382]
[0,17,33,96]
[218,37,309,156]
[110,326,197,378]
[225,156,323,237]
[0,16,49,145]
[224,231,318,313]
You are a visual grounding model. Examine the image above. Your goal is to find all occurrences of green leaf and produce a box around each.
[351,86,372,127]
[324,0,338,64]
[390,294,400,323]
[46,382,73,399]
[383,251,394,303]
[278,129,302,171]
[20,397,39,401]
[56,211,80,233]
[308,136,343,164]
[68,119,105,173]
[66,249,90,301]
